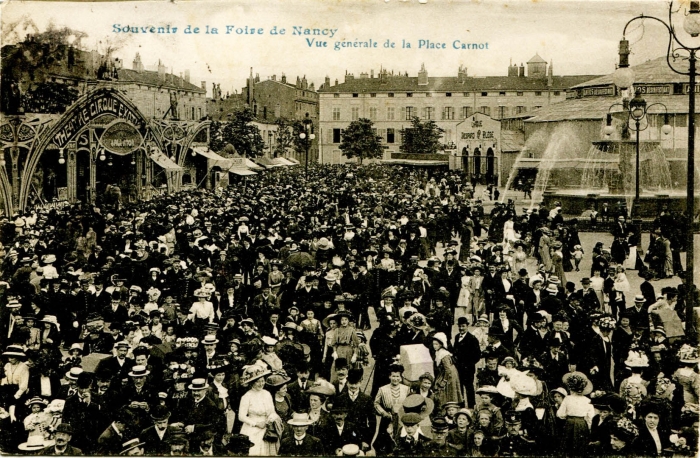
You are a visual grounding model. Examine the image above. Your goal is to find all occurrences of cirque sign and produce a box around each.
[99,121,143,155]
[52,92,143,148]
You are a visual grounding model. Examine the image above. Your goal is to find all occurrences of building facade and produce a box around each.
[317,55,598,169]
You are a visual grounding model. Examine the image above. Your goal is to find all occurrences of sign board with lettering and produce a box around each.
[52,92,144,148]
[227,157,246,167]
[99,121,144,155]
[581,86,614,97]
[455,112,500,151]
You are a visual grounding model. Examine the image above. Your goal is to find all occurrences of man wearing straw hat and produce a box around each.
[118,437,146,456]
[174,378,225,443]
[278,412,324,456]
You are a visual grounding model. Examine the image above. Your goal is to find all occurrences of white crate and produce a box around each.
[399,344,434,382]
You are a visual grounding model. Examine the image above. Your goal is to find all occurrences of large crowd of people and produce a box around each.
[0,163,697,457]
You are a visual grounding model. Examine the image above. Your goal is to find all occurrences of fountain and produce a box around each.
[501,123,696,218]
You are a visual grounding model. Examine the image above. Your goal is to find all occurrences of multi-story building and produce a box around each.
[317,55,599,173]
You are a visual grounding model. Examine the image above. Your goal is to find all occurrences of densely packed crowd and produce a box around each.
[0,164,698,457]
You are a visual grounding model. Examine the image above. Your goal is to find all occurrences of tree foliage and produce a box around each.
[339,118,385,164]
[399,116,446,155]
[274,117,303,157]
[206,109,264,157]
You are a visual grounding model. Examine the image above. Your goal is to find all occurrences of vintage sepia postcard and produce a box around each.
[0,0,698,457]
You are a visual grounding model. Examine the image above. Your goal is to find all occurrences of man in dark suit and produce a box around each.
[538,335,570,389]
[578,319,615,391]
[318,402,363,455]
[452,317,481,408]
[175,378,226,442]
[140,405,178,455]
[61,372,105,454]
[95,341,134,381]
[287,361,312,412]
[278,413,325,456]
[336,368,375,452]
[574,278,601,313]
[96,409,130,456]
[191,429,226,456]
[517,311,549,360]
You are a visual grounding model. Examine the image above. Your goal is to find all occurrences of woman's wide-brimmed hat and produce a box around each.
[240,364,271,386]
[398,393,435,420]
[2,344,26,359]
[624,350,650,368]
[322,313,338,328]
[25,397,49,408]
[678,344,699,363]
[266,373,291,388]
[562,371,593,395]
[18,436,54,451]
[42,254,56,264]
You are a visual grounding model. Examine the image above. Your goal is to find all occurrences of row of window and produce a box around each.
[329,127,458,145]
[331,128,396,144]
[336,91,560,98]
[331,105,540,121]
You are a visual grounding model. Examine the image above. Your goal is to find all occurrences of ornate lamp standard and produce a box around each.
[299,112,315,179]
[604,90,672,217]
[612,1,700,341]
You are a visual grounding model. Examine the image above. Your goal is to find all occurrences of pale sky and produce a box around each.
[1,0,694,96]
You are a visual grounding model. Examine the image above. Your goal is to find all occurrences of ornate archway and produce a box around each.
[1,86,210,214]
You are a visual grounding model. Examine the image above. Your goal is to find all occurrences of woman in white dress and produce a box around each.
[238,363,281,456]
[502,216,517,252]
[455,265,472,325]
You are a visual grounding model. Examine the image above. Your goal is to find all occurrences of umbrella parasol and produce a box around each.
[285,251,315,271]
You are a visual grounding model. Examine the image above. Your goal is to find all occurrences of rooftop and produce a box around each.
[318,74,599,93]
[571,56,691,89]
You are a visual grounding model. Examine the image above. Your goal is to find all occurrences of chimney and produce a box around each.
[158,60,166,80]
[345,73,354,82]
[296,76,301,88]
[360,72,369,79]
[201,80,206,91]
[309,82,315,91]
[518,63,525,77]
[179,72,183,87]
[281,73,287,84]
[325,76,330,88]
[271,74,276,81]
[458,65,467,83]
[302,75,308,89]
[547,60,553,87]
[371,69,374,78]
[417,63,428,86]
[185,69,190,83]
[507,58,518,77]
[255,73,260,83]
[335,79,338,86]
[132,53,143,72]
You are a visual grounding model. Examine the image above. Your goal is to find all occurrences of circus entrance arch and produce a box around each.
[0,88,191,214]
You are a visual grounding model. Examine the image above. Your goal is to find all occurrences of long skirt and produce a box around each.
[559,416,589,456]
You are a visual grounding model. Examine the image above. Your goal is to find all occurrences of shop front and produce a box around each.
[454,113,502,186]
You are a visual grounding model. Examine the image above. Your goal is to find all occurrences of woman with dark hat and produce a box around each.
[633,398,672,456]
[266,373,293,421]
[330,311,359,380]
[605,416,639,456]
[557,371,595,454]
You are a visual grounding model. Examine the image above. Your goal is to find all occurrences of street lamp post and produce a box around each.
[604,90,672,217]
[300,112,315,180]
[612,1,700,341]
